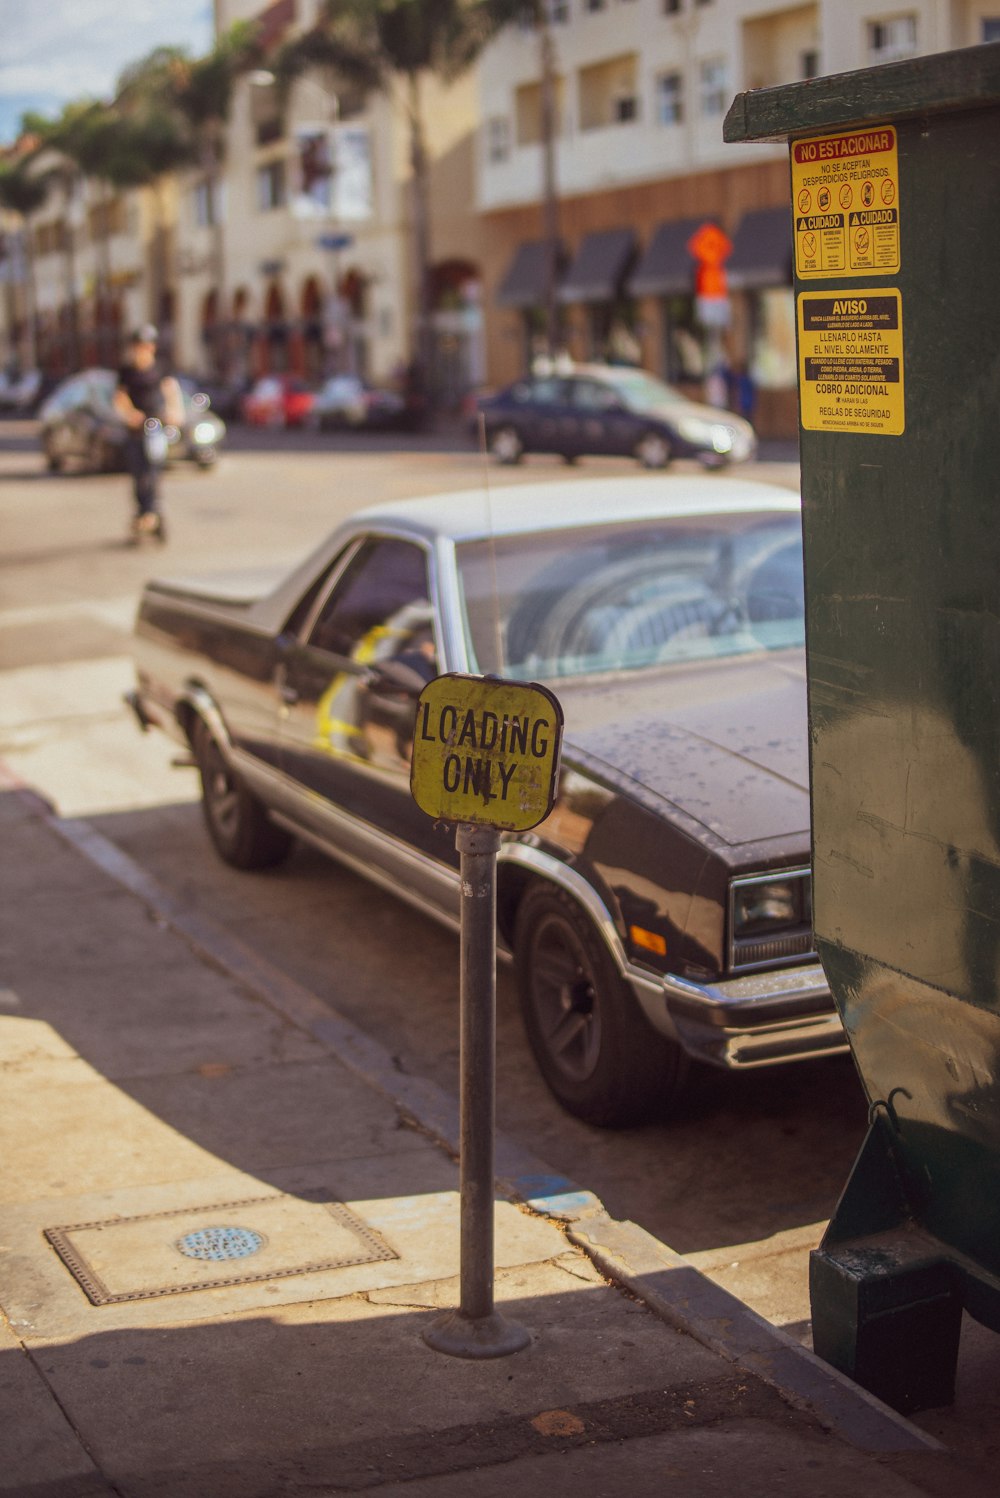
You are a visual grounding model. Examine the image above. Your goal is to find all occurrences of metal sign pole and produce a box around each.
[412,673,563,1359]
[423,822,530,1359]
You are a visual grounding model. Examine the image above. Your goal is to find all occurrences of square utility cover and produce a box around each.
[45,1193,397,1305]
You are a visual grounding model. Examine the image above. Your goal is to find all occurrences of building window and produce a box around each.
[579,53,639,130]
[193,179,217,228]
[256,160,286,212]
[664,0,682,11]
[486,116,510,163]
[983,20,1000,41]
[586,0,607,10]
[655,71,683,124]
[868,15,918,63]
[699,57,728,116]
[801,48,819,78]
[515,77,565,144]
[549,0,569,18]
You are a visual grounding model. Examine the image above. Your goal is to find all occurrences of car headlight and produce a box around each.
[729,868,814,971]
[733,880,800,932]
[192,421,217,444]
[675,416,713,445]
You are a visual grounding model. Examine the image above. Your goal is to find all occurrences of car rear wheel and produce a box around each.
[192,719,294,871]
[514,883,687,1126]
[635,431,672,469]
[490,425,524,465]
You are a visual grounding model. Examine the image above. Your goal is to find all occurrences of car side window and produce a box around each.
[306,537,433,661]
[571,380,620,411]
[527,377,565,406]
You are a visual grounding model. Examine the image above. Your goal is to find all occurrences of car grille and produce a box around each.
[732,931,815,970]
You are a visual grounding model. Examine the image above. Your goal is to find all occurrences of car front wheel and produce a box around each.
[192,719,294,871]
[490,425,524,465]
[514,883,687,1126]
[635,431,672,469]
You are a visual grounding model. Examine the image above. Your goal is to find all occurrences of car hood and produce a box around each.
[555,652,810,847]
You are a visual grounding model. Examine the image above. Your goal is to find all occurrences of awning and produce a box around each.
[726,206,793,290]
[628,217,704,297]
[558,227,636,303]
[495,240,561,308]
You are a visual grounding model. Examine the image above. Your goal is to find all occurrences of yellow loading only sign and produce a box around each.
[798,290,904,436]
[410,674,564,832]
[791,126,900,279]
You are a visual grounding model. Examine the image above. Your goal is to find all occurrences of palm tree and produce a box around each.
[0,155,48,369]
[116,24,260,358]
[274,1,490,394]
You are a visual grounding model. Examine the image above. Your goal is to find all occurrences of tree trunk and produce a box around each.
[538,19,560,359]
[406,70,434,405]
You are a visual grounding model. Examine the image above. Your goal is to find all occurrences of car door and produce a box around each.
[570,377,636,457]
[276,533,459,900]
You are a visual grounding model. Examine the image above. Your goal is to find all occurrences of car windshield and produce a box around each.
[456,511,804,679]
[598,369,686,413]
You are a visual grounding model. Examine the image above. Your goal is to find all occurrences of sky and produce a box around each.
[0,0,215,145]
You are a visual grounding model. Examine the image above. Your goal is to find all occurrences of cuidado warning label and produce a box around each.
[798,290,904,435]
[410,673,563,831]
[792,126,899,278]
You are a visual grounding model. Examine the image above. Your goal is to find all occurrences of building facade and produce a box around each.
[1,0,486,404]
[477,0,1000,436]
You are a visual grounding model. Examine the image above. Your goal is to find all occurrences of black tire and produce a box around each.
[192,719,294,871]
[514,884,687,1126]
[490,425,524,465]
[635,431,672,469]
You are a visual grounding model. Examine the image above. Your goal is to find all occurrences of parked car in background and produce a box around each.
[310,374,420,432]
[477,363,757,469]
[240,374,315,428]
[128,475,843,1128]
[38,369,226,473]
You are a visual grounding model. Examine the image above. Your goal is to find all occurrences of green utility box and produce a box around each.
[725,44,1000,1414]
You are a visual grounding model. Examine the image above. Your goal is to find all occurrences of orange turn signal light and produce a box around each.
[629,925,667,956]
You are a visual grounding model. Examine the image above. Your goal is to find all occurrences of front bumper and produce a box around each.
[630,961,847,1070]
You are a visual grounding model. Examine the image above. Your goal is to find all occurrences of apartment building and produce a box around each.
[178,0,485,396]
[478,0,1000,436]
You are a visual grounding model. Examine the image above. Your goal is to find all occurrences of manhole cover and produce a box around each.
[176,1226,267,1262]
[44,1193,397,1304]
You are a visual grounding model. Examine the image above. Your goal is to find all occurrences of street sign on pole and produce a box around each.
[316,233,354,252]
[413,674,563,1358]
[410,674,562,832]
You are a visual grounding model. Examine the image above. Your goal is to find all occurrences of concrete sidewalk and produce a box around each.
[0,772,985,1497]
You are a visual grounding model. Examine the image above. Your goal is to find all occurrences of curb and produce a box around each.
[2,763,938,1455]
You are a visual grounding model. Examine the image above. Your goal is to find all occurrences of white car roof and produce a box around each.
[347,475,800,546]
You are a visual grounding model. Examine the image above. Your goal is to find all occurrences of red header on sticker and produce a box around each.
[793,129,894,164]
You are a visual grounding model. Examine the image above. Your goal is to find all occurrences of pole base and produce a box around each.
[423,1309,531,1360]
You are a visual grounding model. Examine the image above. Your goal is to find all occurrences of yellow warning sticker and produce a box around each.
[798,289,904,435]
[792,126,899,279]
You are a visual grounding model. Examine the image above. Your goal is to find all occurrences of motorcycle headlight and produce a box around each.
[192,421,217,444]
